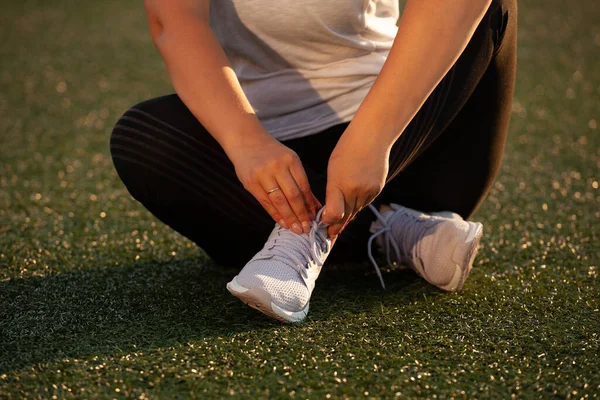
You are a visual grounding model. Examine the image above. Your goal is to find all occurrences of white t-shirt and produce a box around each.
[209,0,399,140]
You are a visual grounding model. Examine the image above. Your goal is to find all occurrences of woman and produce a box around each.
[110,0,517,322]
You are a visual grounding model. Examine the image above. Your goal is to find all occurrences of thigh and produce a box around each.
[380,53,516,219]
[111,94,275,267]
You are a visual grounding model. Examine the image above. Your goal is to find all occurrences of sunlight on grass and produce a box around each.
[0,0,598,398]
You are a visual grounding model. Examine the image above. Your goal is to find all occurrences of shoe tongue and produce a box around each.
[275,241,309,265]
[258,211,329,267]
[258,227,312,267]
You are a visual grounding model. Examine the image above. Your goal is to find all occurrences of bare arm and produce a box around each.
[145,0,319,233]
[144,0,269,152]
[324,0,493,236]
[343,0,492,149]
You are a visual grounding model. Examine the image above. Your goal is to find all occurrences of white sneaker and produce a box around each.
[367,203,483,291]
[227,209,331,323]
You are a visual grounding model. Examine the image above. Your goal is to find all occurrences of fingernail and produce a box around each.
[302,221,310,233]
[292,223,302,235]
[279,220,288,229]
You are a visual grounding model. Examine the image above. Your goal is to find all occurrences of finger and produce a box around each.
[278,170,312,233]
[326,193,357,239]
[249,183,287,228]
[328,215,352,238]
[327,198,358,238]
[262,180,303,235]
[357,192,377,212]
[353,197,370,217]
[327,221,344,239]
[342,210,358,231]
[323,184,345,225]
[289,162,317,219]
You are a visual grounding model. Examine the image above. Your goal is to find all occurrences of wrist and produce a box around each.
[345,85,419,149]
[338,124,395,155]
[220,120,275,156]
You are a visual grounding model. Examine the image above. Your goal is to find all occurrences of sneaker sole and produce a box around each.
[226,276,309,323]
[439,222,483,292]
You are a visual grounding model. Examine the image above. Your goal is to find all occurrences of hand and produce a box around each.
[227,135,321,234]
[323,134,390,239]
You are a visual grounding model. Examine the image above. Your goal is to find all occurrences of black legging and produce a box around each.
[110,0,517,267]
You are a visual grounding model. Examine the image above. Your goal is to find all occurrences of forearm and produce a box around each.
[344,0,492,149]
[147,1,272,156]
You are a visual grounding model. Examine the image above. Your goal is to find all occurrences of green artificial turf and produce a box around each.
[1,0,599,398]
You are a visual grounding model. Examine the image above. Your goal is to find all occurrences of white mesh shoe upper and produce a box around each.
[367,203,482,289]
[236,209,331,312]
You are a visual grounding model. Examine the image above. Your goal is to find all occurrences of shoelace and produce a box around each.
[261,209,330,279]
[367,204,437,289]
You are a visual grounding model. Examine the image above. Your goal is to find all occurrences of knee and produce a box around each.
[487,0,517,38]
[109,106,147,202]
[109,94,215,202]
[110,93,184,163]
[110,94,176,147]
[111,99,153,155]
[467,0,516,56]
[110,96,176,200]
[110,101,149,181]
[109,93,198,158]
[490,0,516,13]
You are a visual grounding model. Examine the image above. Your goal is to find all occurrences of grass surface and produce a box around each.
[1,0,599,398]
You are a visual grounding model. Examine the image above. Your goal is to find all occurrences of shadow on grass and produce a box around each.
[0,257,429,373]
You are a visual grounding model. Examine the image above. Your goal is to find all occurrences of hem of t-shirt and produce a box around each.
[272,112,355,142]
[266,85,371,142]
